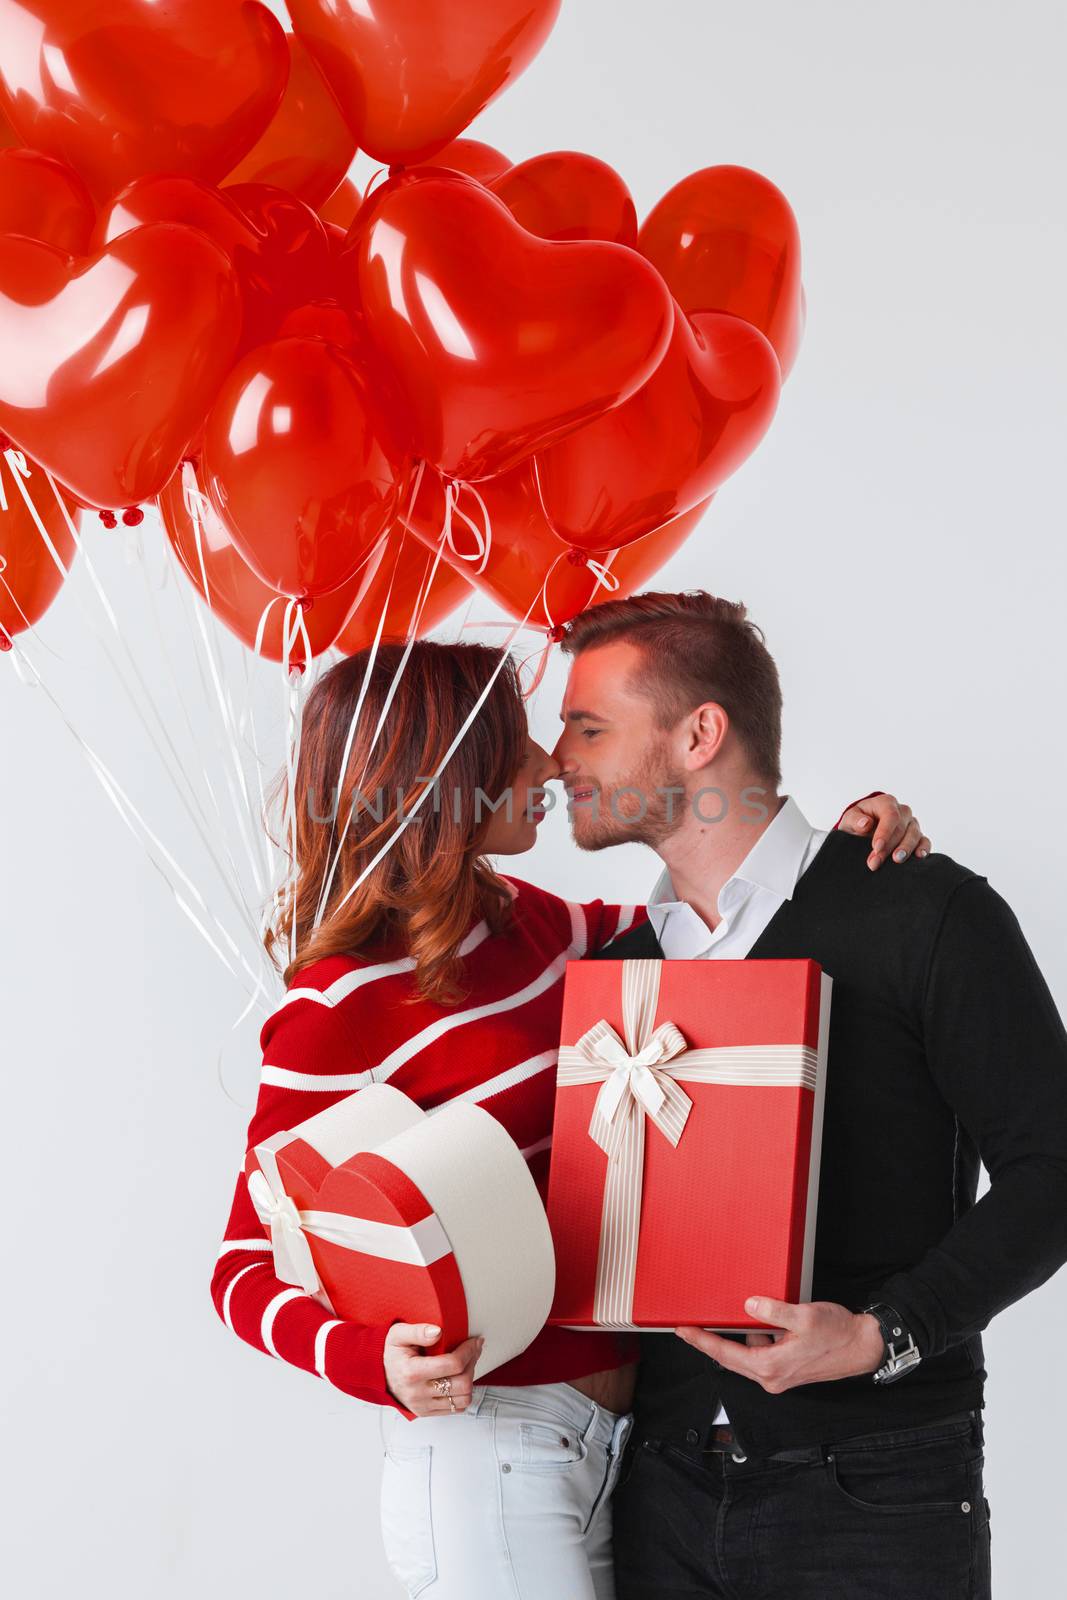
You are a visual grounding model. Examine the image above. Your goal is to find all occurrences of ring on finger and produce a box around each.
[431,1376,453,1397]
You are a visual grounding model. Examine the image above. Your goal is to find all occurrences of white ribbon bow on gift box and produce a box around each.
[246,1148,454,1301]
[556,961,818,1329]
[578,1016,694,1154]
[247,1170,327,1295]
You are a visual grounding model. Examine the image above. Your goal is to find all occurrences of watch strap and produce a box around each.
[862,1302,922,1384]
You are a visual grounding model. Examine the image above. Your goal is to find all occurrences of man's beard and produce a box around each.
[569,741,687,851]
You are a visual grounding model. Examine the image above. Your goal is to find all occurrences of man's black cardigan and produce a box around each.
[588,828,1067,1454]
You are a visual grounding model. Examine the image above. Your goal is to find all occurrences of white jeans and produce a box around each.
[378,1380,634,1599]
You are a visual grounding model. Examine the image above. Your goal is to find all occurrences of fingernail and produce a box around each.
[894,849,907,862]
[425,1325,441,1338]
[745,1297,762,1315]
[917,847,928,858]
[872,838,886,852]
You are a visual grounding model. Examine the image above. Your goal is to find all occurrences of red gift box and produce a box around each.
[245,1096,468,1346]
[245,1083,556,1375]
[545,958,831,1331]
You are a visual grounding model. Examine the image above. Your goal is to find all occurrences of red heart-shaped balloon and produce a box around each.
[0,451,79,644]
[337,163,488,263]
[535,305,781,550]
[427,138,511,184]
[336,527,473,656]
[158,467,383,664]
[405,462,714,631]
[0,0,289,201]
[0,224,241,509]
[353,172,673,481]
[224,34,357,209]
[274,299,358,348]
[289,0,560,165]
[97,176,334,355]
[639,165,804,379]
[223,182,338,344]
[0,148,95,253]
[203,337,407,599]
[491,152,637,245]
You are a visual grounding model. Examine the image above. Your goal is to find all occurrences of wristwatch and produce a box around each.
[862,1303,922,1384]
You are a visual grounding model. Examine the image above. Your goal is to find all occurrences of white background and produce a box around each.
[3,1,1066,1594]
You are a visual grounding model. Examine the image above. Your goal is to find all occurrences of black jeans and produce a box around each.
[613,1410,991,1599]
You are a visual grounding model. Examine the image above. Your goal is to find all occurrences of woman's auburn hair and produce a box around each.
[265,640,527,1004]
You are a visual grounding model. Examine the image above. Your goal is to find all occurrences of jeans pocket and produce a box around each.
[828,1435,983,1517]
[514,1418,590,1471]
[379,1446,437,1597]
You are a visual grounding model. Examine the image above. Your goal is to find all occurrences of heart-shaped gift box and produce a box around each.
[245,1083,556,1377]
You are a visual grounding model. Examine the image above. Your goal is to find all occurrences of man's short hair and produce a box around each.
[561,590,783,788]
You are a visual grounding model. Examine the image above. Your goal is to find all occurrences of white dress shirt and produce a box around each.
[646,794,829,1424]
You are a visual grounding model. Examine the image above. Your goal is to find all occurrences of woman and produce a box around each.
[211,640,927,1599]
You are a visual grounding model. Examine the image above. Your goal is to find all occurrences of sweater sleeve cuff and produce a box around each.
[324,1321,417,1419]
[867,1273,949,1362]
[833,791,886,831]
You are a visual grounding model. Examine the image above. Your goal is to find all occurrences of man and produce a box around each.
[552,590,1067,1599]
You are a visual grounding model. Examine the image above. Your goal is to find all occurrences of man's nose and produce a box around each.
[551,733,574,769]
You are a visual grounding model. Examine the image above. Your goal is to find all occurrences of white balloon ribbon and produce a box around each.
[246,1163,454,1298]
[430,478,493,576]
[556,960,819,1329]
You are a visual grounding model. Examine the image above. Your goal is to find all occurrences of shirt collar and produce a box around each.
[649,794,818,912]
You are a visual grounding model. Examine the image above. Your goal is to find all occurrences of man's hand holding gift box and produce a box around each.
[677,1295,886,1389]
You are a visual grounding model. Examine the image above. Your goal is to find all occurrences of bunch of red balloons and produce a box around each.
[0,0,804,662]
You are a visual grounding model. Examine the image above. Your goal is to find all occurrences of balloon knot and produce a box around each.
[566,548,590,567]
[0,628,12,652]
[288,661,306,679]
[98,510,118,529]
[298,596,314,612]
[546,624,566,644]
[122,506,144,527]
[388,164,406,177]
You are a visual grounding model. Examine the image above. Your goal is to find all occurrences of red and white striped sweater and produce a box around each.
[210,882,644,1414]
[210,797,875,1415]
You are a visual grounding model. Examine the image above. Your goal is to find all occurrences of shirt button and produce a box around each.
[686,1429,699,1444]
[501,1464,511,1474]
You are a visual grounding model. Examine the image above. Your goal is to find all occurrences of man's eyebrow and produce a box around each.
[562,708,610,723]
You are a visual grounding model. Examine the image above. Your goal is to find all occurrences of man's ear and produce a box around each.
[682,702,729,772]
